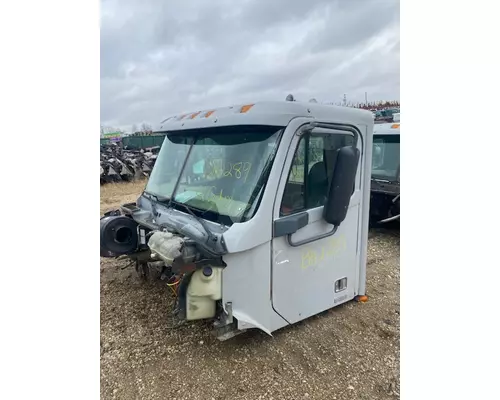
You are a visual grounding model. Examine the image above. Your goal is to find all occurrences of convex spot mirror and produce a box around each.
[323,146,360,226]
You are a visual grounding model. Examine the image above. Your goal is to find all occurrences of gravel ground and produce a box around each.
[100,181,400,400]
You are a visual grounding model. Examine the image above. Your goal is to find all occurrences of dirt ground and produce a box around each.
[100,180,400,400]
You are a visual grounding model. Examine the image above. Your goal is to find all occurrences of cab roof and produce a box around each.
[374,122,400,136]
[154,101,374,133]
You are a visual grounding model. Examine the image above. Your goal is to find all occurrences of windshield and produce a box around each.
[372,134,400,182]
[145,125,283,224]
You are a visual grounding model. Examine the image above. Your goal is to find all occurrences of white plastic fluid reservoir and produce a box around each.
[148,231,184,265]
[186,267,223,320]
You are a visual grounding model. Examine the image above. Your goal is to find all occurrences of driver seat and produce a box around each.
[307,161,328,208]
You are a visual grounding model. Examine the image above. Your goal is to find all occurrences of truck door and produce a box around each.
[271,126,363,324]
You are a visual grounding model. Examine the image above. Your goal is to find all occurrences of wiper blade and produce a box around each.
[172,200,217,244]
[143,191,169,203]
[143,191,170,218]
[143,193,217,245]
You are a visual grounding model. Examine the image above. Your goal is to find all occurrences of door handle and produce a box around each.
[286,225,338,247]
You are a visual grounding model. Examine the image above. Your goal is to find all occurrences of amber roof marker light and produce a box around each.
[240,104,254,113]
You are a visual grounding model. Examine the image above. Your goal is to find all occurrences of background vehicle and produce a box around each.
[374,108,399,123]
[370,122,400,224]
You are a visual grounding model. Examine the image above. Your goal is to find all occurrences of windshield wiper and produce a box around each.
[143,191,169,203]
[143,191,217,245]
[171,200,217,245]
[143,191,170,218]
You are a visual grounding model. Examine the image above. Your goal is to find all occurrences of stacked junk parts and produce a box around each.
[100,142,159,184]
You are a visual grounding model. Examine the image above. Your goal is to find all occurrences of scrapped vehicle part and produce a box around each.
[148,231,184,265]
[100,143,159,185]
[100,215,139,257]
[100,97,374,340]
[370,121,400,224]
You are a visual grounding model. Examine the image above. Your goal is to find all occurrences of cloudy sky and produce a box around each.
[101,0,400,131]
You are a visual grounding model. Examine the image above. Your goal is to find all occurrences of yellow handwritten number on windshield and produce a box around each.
[208,160,252,182]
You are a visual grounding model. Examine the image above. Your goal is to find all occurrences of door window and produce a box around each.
[280,133,354,216]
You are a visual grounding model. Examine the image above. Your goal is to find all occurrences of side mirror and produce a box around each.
[323,146,360,226]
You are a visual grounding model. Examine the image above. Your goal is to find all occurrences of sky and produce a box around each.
[100,0,400,131]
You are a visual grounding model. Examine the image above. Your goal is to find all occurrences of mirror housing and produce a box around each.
[323,146,360,226]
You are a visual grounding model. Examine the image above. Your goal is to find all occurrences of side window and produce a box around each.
[280,133,355,216]
[281,139,306,215]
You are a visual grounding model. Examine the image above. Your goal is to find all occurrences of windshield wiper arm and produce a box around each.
[143,191,169,203]
[143,191,170,218]
[143,192,217,245]
[173,200,217,245]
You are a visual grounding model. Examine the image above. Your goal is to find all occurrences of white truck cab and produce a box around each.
[100,98,374,340]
